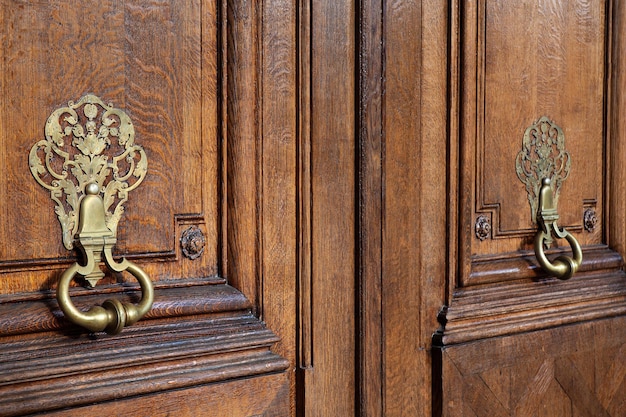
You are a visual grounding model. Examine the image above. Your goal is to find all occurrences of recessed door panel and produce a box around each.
[0,1,218,293]
[461,0,606,284]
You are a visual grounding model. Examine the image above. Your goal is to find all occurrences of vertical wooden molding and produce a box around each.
[301,0,358,415]
[220,0,229,280]
[358,0,384,416]
[457,0,478,286]
[226,0,262,309]
[447,0,460,301]
[255,0,265,320]
[201,0,221,279]
[297,0,313,372]
[608,0,626,258]
[259,0,298,410]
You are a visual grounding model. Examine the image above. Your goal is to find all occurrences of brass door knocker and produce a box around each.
[516,117,582,280]
[29,94,152,334]
[534,178,582,280]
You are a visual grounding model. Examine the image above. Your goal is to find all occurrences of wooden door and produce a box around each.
[355,0,626,416]
[0,1,297,415]
[3,1,626,416]
[433,1,626,416]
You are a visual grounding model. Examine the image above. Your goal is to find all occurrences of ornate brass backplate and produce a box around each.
[515,116,571,224]
[29,94,147,250]
[515,117,582,280]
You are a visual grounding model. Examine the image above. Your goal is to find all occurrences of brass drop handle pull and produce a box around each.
[533,178,583,280]
[57,184,154,334]
[29,95,152,335]
[57,257,153,335]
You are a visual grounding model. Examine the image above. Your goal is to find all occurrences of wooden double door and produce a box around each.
[1,1,625,416]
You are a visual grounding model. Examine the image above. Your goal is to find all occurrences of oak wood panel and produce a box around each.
[44,370,291,417]
[358,0,384,414]
[259,0,298,413]
[298,0,357,415]
[457,0,608,285]
[382,1,425,414]
[380,1,449,416]
[479,0,605,238]
[358,1,449,416]
[0,0,219,294]
[440,316,626,417]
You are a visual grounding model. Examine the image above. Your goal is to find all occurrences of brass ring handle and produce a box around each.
[534,227,583,280]
[57,257,153,335]
[533,178,583,280]
[54,182,154,334]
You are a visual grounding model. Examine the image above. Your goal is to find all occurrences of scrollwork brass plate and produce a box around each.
[29,94,147,249]
[515,116,571,224]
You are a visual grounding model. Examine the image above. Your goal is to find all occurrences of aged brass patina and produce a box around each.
[29,94,152,334]
[29,94,147,250]
[515,116,571,224]
[516,117,582,280]
[533,178,582,280]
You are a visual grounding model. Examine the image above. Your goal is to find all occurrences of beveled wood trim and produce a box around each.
[468,244,623,285]
[0,318,287,416]
[0,279,248,336]
[608,0,626,259]
[0,281,289,416]
[437,271,626,346]
[297,0,313,372]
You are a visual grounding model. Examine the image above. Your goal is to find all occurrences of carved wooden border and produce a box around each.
[0,280,289,416]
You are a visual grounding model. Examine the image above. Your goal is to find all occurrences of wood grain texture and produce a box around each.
[259,0,298,413]
[226,0,262,309]
[378,0,449,416]
[297,0,313,376]
[440,316,626,417]
[43,373,291,417]
[5,1,626,415]
[358,0,384,414]
[448,0,625,289]
[480,0,605,239]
